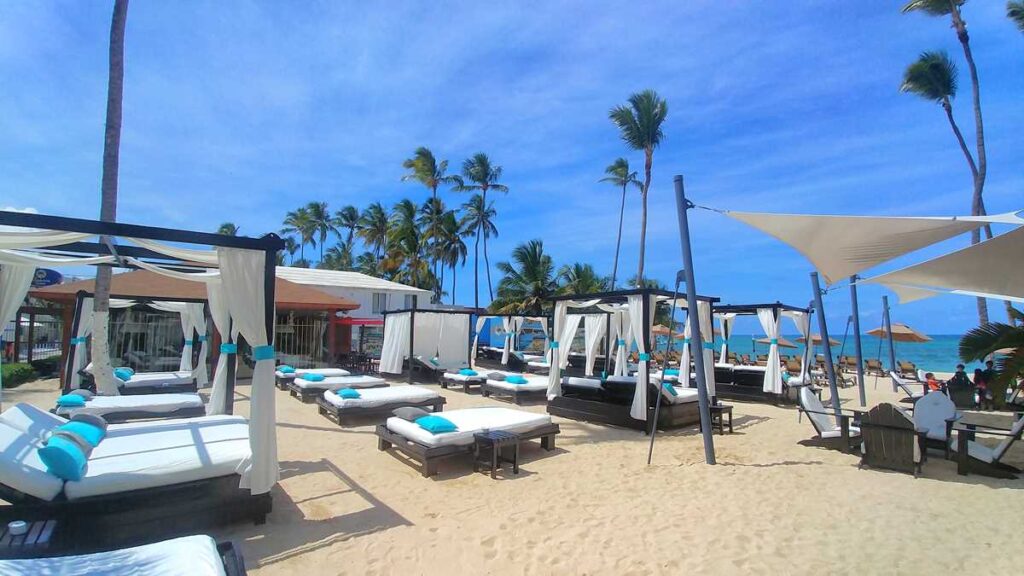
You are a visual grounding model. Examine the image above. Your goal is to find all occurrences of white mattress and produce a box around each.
[0,420,65,501]
[444,372,486,382]
[486,378,548,392]
[323,386,439,409]
[56,393,204,417]
[527,361,551,369]
[563,377,603,390]
[292,375,386,390]
[385,407,552,448]
[734,365,768,373]
[0,534,226,576]
[661,386,700,404]
[120,370,193,387]
[275,367,350,379]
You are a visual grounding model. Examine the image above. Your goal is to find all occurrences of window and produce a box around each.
[372,293,387,314]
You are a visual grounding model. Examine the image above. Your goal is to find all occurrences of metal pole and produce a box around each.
[224,318,236,415]
[408,296,417,384]
[849,276,866,407]
[811,272,841,418]
[882,295,897,377]
[648,273,683,465]
[64,293,86,393]
[674,175,716,465]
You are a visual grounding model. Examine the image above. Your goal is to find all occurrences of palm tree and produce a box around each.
[903,1,994,323]
[454,153,508,303]
[402,147,459,285]
[216,222,239,236]
[460,194,498,310]
[437,211,468,305]
[491,240,557,315]
[356,252,379,276]
[283,236,298,265]
[609,90,668,286]
[334,205,360,245]
[281,207,316,262]
[383,224,433,289]
[305,201,335,264]
[1010,1,1024,32]
[92,0,129,391]
[320,242,353,271]
[558,263,607,295]
[960,308,1024,409]
[599,158,641,289]
[418,197,448,302]
[357,202,389,261]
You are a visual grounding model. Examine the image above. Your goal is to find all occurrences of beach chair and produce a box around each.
[440,369,487,393]
[412,355,468,382]
[275,367,350,390]
[859,403,926,477]
[288,374,388,403]
[317,386,445,426]
[482,372,550,405]
[739,354,751,366]
[797,387,861,453]
[755,354,768,367]
[864,359,885,377]
[954,413,1024,479]
[727,352,739,365]
[79,366,198,396]
[53,391,206,423]
[784,359,802,374]
[898,361,918,380]
[0,535,247,573]
[912,391,960,459]
[891,372,926,403]
[842,356,858,374]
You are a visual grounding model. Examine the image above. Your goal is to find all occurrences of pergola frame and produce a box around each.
[381,303,486,383]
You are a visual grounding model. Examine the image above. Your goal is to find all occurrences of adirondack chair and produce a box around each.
[798,386,861,453]
[859,403,926,476]
[912,391,961,459]
[955,413,1024,479]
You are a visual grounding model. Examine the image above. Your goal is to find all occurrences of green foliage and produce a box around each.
[1,363,37,388]
[29,356,60,377]
[959,316,1024,387]
[1009,1,1024,32]
[902,0,964,16]
[901,51,958,103]
[216,222,239,236]
[599,158,641,191]
[491,240,557,315]
[557,263,607,295]
[608,90,668,154]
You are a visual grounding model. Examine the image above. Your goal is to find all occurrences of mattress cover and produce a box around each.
[660,386,700,404]
[275,367,350,379]
[0,534,227,576]
[385,407,552,447]
[56,393,204,417]
[292,375,387,390]
[486,377,548,392]
[322,386,439,409]
[120,370,194,385]
[443,372,486,382]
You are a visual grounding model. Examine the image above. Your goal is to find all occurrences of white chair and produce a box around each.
[955,414,1024,479]
[891,372,925,403]
[798,386,861,452]
[912,390,960,459]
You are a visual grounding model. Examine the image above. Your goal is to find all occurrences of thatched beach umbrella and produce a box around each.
[755,336,798,349]
[796,334,840,346]
[866,322,931,343]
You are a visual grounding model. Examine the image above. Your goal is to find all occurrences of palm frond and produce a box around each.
[902,0,963,16]
[900,51,957,102]
[959,322,1020,361]
[1010,1,1024,32]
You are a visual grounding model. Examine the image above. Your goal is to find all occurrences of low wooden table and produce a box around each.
[0,519,59,559]
[473,430,521,478]
[709,404,734,435]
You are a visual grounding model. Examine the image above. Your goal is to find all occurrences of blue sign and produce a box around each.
[31,268,62,288]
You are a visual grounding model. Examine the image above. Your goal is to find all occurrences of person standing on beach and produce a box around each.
[974,368,991,410]
[948,364,971,389]
[983,360,1008,410]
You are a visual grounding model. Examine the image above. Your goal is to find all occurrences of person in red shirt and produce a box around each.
[924,372,942,392]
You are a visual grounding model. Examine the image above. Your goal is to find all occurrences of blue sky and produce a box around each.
[1,1,1022,335]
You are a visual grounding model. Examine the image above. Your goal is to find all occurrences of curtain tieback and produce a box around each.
[252,345,275,361]
[639,353,650,361]
[183,341,193,347]
[197,335,208,342]
[683,338,691,344]
[220,343,237,354]
[70,337,87,345]
[616,339,626,346]
[770,338,778,346]
[702,342,714,350]
[550,341,559,349]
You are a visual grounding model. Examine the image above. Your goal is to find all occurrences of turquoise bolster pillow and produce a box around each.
[38,436,88,481]
[664,369,680,376]
[113,367,133,381]
[58,421,105,447]
[71,413,108,432]
[429,357,440,367]
[338,388,361,399]
[56,394,86,407]
[415,415,457,434]
[506,375,528,385]
[459,369,478,376]
[278,365,296,374]
[303,373,325,382]
[662,383,679,397]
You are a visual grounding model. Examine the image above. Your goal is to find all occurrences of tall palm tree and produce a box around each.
[1010,1,1024,32]
[437,211,468,305]
[320,242,353,271]
[609,90,668,286]
[334,205,360,245]
[357,202,389,261]
[558,263,607,295]
[599,158,641,290]
[960,308,1024,409]
[454,153,507,303]
[283,236,298,265]
[402,147,459,286]
[418,197,448,302]
[216,222,239,236]
[305,201,335,264]
[356,251,379,276]
[460,194,498,310]
[491,240,557,315]
[281,207,315,262]
[383,224,433,289]
[903,0,994,322]
[92,0,129,391]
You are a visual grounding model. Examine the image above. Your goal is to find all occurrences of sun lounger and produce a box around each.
[863,359,884,377]
[376,407,559,477]
[115,370,197,395]
[412,355,469,382]
[274,367,350,390]
[481,373,549,405]
[859,403,926,476]
[0,404,269,547]
[287,374,388,403]
[798,387,861,452]
[317,386,444,426]
[954,413,1024,479]
[891,372,926,403]
[0,535,246,573]
[440,371,487,393]
[53,392,206,423]
[898,360,918,380]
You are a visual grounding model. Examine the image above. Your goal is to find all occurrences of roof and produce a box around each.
[275,266,432,295]
[30,270,359,312]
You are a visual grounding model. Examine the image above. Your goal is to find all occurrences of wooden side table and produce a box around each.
[709,404,733,435]
[0,519,59,559]
[473,430,521,478]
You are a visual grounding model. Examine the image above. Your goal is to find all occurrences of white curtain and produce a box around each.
[558,314,583,369]
[538,317,549,355]
[680,312,692,385]
[67,297,94,391]
[218,247,277,495]
[0,265,36,406]
[437,314,469,366]
[785,310,812,382]
[470,315,489,368]
[628,294,653,421]
[500,317,514,365]
[149,301,196,373]
[546,301,569,399]
[719,313,735,361]
[380,312,410,374]
[191,304,209,387]
[583,314,606,376]
[413,312,440,358]
[0,251,115,267]
[206,281,232,415]
[613,311,631,377]
[130,238,220,265]
[757,308,783,394]
[0,231,92,250]
[126,257,220,281]
[697,301,716,397]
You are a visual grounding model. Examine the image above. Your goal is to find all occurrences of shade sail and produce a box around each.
[866,322,931,343]
[865,226,1024,302]
[726,210,1023,285]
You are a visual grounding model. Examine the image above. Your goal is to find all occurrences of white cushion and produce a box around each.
[486,377,549,392]
[56,394,203,418]
[821,425,861,439]
[0,421,64,501]
[444,372,486,382]
[292,375,386,390]
[0,534,227,576]
[385,407,552,448]
[563,377,602,390]
[913,392,957,442]
[659,386,699,405]
[800,387,835,436]
[0,403,65,440]
[992,417,1024,461]
[122,371,194,386]
[276,367,350,378]
[322,386,439,409]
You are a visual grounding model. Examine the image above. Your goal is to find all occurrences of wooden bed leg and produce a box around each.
[423,460,437,478]
[541,434,555,451]
[378,437,392,451]
[957,429,969,476]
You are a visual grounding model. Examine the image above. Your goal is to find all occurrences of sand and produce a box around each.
[7,374,1023,575]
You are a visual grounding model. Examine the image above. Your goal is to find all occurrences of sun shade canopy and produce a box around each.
[725,210,1024,285]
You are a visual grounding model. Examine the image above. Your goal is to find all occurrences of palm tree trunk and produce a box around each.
[610,184,626,289]
[636,149,652,286]
[473,232,480,309]
[484,233,493,302]
[451,263,457,306]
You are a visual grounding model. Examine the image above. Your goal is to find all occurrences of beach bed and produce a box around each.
[317,386,445,426]
[0,534,246,573]
[548,376,701,432]
[481,373,548,405]
[54,393,206,423]
[440,371,487,393]
[275,367,351,390]
[375,407,559,477]
[286,374,388,403]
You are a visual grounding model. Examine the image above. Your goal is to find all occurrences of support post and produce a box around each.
[640,292,652,434]
[674,175,716,465]
[63,293,86,393]
[811,272,841,418]
[882,295,897,379]
[408,296,417,384]
[849,276,866,407]
[224,319,236,415]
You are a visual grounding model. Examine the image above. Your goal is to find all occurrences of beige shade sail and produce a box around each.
[725,210,1023,285]
[866,322,931,343]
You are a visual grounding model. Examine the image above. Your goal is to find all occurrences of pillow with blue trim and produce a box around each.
[71,413,108,432]
[429,357,441,367]
[113,367,133,382]
[69,388,94,400]
[662,382,679,397]
[459,368,478,376]
[38,436,89,481]
[278,365,296,374]
[415,415,457,434]
[487,372,506,381]
[664,369,680,376]
[56,394,86,408]
[338,388,361,399]
[303,373,325,382]
[506,375,528,385]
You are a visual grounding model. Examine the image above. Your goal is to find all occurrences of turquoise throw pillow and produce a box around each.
[664,369,680,376]
[506,375,528,385]
[429,357,440,367]
[113,367,133,382]
[662,383,679,397]
[278,365,296,374]
[303,373,325,382]
[415,415,457,434]
[338,388,361,399]
[38,436,88,481]
[56,394,86,407]
[58,421,105,447]
[459,369,478,376]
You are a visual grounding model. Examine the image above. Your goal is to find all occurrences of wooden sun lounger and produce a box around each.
[317,394,445,427]
[50,405,207,424]
[440,373,487,393]
[375,422,560,477]
[480,382,548,405]
[286,378,388,403]
[954,413,1024,479]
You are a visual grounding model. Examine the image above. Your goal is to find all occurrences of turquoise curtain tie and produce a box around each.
[70,337,87,345]
[220,343,237,354]
[183,342,193,347]
[703,342,714,350]
[683,338,691,344]
[197,335,208,342]
[252,345,275,361]
[550,341,559,349]
[770,338,778,346]
[639,353,650,361]
[617,339,626,346]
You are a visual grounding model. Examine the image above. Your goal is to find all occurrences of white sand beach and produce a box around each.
[6,375,1022,575]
